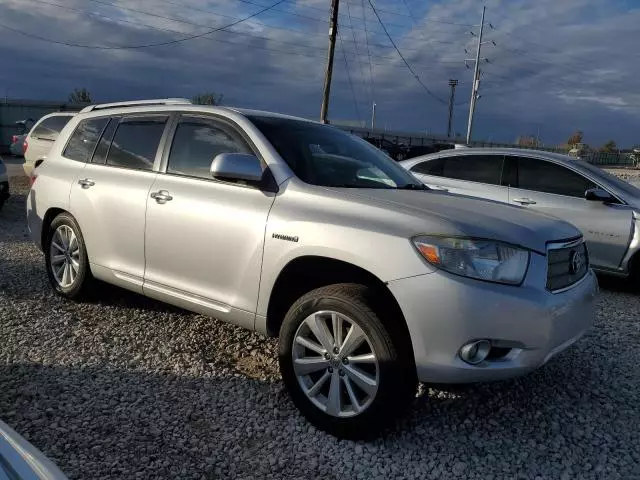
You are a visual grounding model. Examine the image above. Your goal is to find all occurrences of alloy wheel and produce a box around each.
[49,225,80,288]
[292,310,379,418]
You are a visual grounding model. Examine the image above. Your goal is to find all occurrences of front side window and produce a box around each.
[106,116,167,171]
[63,117,109,162]
[248,116,421,189]
[441,155,504,185]
[31,115,73,141]
[167,119,251,179]
[515,156,596,197]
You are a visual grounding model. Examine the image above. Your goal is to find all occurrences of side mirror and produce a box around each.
[585,187,614,202]
[210,153,263,183]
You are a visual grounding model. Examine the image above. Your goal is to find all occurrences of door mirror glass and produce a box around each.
[585,187,615,202]
[210,153,263,182]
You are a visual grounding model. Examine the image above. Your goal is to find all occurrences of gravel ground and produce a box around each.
[1,173,640,479]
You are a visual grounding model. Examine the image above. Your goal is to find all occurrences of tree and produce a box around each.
[600,140,617,153]
[192,92,223,105]
[567,130,583,146]
[68,88,92,104]
[516,135,539,148]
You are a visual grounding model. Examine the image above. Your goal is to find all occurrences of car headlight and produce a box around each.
[413,236,530,285]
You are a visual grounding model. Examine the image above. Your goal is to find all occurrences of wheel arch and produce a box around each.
[264,255,415,367]
[40,207,68,249]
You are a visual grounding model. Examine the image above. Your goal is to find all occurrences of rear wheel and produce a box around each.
[278,284,416,439]
[44,213,93,300]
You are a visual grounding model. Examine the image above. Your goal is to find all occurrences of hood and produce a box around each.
[330,188,581,254]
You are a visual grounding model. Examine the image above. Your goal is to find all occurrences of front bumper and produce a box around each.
[387,253,598,384]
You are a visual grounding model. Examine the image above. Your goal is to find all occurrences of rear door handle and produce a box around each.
[78,178,95,189]
[512,197,537,205]
[150,190,173,204]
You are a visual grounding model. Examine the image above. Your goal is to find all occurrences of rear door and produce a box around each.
[504,155,633,270]
[410,154,509,202]
[69,114,170,291]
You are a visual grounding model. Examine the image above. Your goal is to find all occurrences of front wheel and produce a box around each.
[278,284,416,439]
[44,212,93,300]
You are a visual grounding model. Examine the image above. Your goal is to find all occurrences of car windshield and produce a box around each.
[248,116,423,189]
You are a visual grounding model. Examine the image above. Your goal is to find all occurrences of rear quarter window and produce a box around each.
[63,117,110,162]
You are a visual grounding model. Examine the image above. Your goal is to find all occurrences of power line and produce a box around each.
[343,0,368,93]
[366,0,448,105]
[337,29,362,123]
[0,0,287,49]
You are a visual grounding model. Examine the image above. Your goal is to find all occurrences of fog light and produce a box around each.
[459,340,491,365]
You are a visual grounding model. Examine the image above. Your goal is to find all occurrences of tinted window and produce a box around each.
[31,115,73,141]
[167,119,251,179]
[249,116,421,189]
[516,157,596,197]
[62,117,109,162]
[442,155,504,185]
[411,158,444,176]
[106,117,167,171]
[91,117,120,164]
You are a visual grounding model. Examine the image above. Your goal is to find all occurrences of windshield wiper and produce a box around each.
[397,183,429,190]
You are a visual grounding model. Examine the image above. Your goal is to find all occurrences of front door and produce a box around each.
[69,115,169,291]
[143,115,276,329]
[504,155,634,270]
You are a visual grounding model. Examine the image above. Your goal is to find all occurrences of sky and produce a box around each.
[1,0,639,147]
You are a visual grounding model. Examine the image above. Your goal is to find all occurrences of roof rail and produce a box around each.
[79,98,192,113]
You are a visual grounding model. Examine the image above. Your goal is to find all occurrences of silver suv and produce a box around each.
[401,148,640,281]
[27,100,597,438]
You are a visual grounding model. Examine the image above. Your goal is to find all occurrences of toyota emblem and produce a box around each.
[569,250,584,274]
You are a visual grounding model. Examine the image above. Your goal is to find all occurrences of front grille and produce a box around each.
[546,239,589,292]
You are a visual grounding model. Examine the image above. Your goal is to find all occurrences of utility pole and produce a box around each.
[320,0,340,124]
[447,79,458,138]
[466,5,486,145]
[371,102,377,129]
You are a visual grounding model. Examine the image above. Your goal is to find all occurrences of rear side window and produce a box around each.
[91,117,120,164]
[411,158,444,176]
[167,118,251,180]
[442,155,504,185]
[31,115,73,141]
[106,117,167,171]
[63,117,109,162]
[514,157,596,197]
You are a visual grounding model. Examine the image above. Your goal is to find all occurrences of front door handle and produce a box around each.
[150,190,173,204]
[78,178,95,189]
[512,197,537,205]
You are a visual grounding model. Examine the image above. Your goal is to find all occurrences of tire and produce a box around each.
[278,283,416,439]
[44,212,93,300]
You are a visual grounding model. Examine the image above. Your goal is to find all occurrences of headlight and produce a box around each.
[413,236,530,285]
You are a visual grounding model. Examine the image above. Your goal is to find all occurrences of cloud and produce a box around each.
[1,0,639,146]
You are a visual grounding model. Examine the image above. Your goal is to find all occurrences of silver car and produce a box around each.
[401,148,640,282]
[0,419,68,479]
[27,100,597,438]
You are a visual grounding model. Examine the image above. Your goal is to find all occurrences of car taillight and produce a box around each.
[11,135,18,144]
[29,172,37,186]
[23,139,28,153]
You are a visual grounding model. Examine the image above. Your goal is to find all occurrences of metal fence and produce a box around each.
[0,100,83,155]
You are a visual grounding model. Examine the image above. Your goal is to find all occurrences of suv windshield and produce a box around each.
[248,116,423,189]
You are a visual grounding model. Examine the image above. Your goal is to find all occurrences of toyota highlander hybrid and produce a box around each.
[27,99,597,438]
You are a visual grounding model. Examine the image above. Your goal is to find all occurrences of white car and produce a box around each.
[24,113,75,173]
